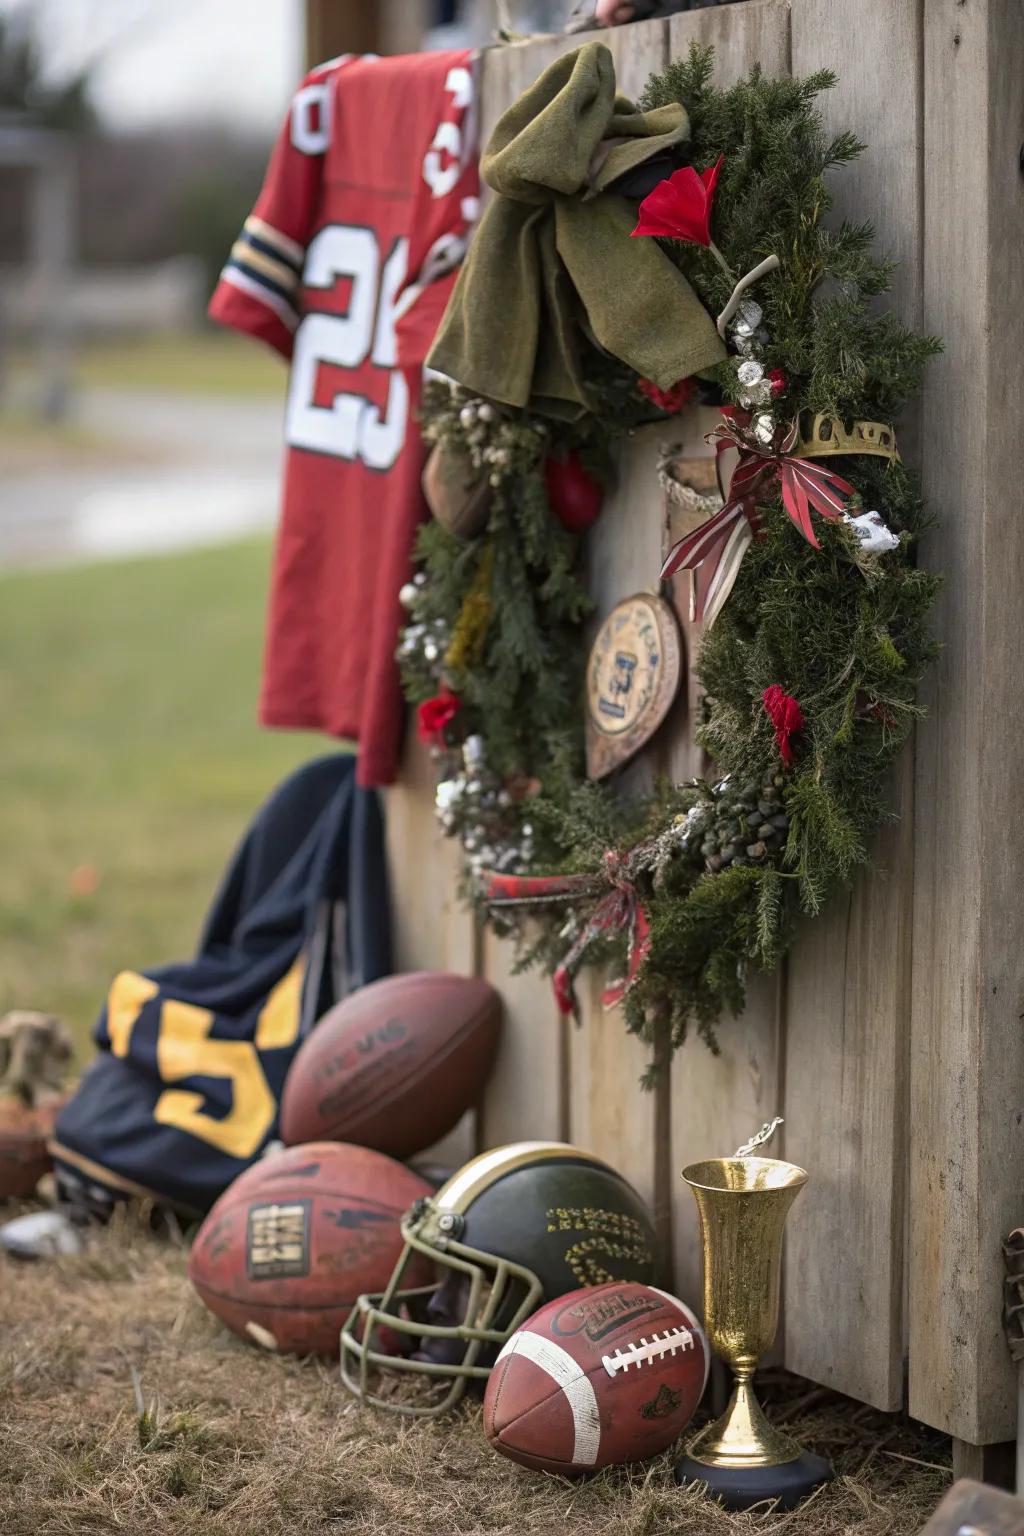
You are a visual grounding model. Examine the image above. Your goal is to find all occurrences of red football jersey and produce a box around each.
[209,51,479,786]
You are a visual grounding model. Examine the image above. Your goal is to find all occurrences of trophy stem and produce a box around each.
[687,1364,802,1469]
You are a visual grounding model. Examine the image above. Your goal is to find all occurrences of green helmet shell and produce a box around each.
[431,1141,656,1297]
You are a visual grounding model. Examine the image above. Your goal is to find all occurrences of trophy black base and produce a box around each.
[674,1451,834,1511]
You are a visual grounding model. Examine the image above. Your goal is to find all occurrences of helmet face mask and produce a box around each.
[340,1200,544,1415]
[340,1142,659,1417]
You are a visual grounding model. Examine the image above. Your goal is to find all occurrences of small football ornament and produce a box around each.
[422,441,492,539]
[188,1142,433,1356]
[483,1281,708,1474]
[280,972,502,1158]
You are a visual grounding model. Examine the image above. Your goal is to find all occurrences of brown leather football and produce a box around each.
[188,1141,433,1356]
[484,1282,709,1474]
[279,972,502,1158]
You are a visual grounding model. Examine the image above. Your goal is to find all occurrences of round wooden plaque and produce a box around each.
[585,592,683,779]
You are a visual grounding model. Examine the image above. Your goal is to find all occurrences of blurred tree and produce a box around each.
[0,11,96,130]
[174,166,268,297]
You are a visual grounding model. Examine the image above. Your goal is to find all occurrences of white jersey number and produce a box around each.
[285,225,409,470]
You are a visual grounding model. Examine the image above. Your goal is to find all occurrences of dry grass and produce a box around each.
[0,1214,951,1536]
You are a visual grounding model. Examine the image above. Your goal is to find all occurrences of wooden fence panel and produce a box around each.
[664,0,790,1324]
[909,0,1024,1447]
[384,3,1024,1441]
[781,0,925,1413]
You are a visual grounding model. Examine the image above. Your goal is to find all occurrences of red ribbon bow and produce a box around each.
[660,409,855,624]
[485,851,651,1019]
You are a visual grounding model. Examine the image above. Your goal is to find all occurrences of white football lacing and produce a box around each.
[601,1326,694,1377]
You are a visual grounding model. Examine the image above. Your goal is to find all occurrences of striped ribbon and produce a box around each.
[661,409,856,626]
[486,853,651,1019]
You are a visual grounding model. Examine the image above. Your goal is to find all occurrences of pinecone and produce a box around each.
[690,773,790,874]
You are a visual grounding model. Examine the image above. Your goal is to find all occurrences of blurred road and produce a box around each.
[0,388,285,569]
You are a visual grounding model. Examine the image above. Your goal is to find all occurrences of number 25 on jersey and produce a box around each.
[285,226,409,472]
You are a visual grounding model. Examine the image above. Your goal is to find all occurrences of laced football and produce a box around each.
[483,1280,709,1474]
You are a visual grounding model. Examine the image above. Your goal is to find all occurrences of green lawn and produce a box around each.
[74,332,286,397]
[10,331,286,403]
[0,540,326,1059]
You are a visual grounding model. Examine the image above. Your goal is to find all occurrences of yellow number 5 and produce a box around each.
[105,962,304,1160]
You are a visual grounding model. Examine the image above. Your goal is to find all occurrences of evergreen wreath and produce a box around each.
[398,46,940,1065]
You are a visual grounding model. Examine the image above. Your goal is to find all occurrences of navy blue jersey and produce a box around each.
[52,755,390,1215]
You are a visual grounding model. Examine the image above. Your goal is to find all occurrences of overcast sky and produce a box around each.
[3,0,303,131]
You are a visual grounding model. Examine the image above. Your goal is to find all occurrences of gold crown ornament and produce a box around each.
[795,412,899,462]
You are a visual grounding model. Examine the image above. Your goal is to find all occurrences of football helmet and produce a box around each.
[339,1140,657,1414]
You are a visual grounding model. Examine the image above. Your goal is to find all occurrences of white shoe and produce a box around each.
[0,1209,85,1259]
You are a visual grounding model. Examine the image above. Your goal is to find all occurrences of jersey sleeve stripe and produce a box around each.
[243,230,304,276]
[230,239,299,295]
[217,265,299,332]
[244,215,305,270]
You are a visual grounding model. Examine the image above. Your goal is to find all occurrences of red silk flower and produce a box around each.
[417,688,461,744]
[762,685,804,768]
[638,375,697,414]
[767,367,787,397]
[631,156,724,246]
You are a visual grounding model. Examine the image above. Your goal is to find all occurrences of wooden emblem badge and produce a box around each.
[585,592,683,779]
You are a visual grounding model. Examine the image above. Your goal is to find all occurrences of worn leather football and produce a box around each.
[279,972,502,1158]
[188,1142,432,1356]
[483,1281,709,1474]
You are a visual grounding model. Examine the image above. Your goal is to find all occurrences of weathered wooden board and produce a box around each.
[909,0,1024,1446]
[386,734,475,978]
[603,11,668,99]
[664,0,790,1331]
[475,27,590,1155]
[478,925,565,1146]
[781,0,924,1413]
[570,413,668,1232]
[561,22,677,1267]
[567,976,659,1199]
[385,733,477,1171]
[668,0,790,80]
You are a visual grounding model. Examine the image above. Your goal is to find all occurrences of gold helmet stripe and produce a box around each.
[435,1140,608,1214]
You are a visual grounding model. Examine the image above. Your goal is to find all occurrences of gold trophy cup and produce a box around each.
[674,1155,833,1509]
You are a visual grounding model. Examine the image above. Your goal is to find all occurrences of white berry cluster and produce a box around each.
[433,734,534,884]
